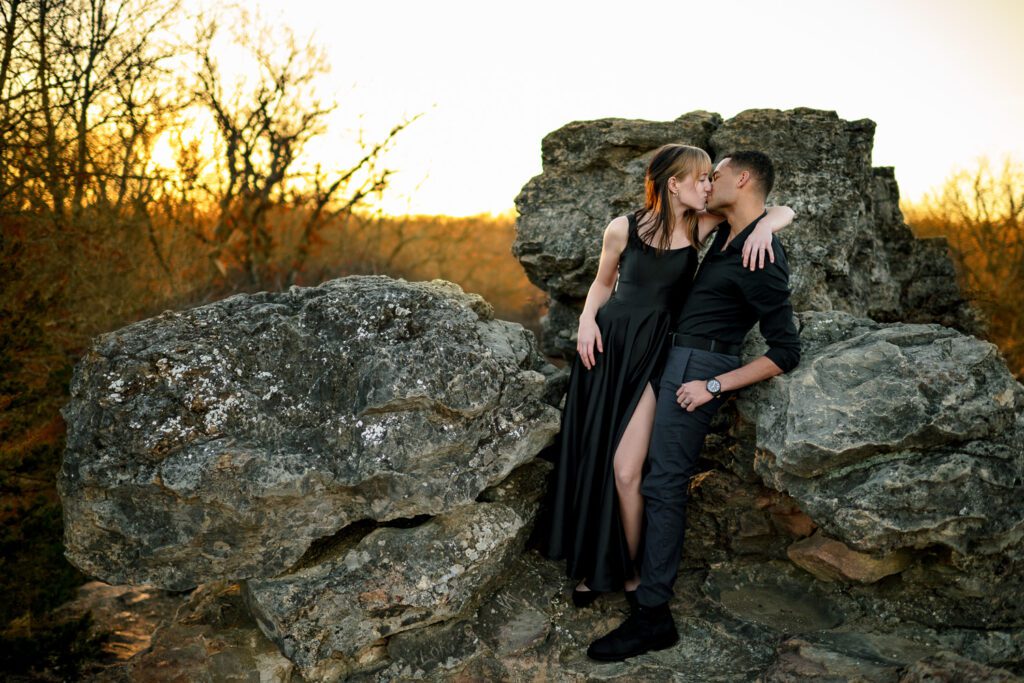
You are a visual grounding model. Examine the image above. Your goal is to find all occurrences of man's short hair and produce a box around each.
[722,150,775,198]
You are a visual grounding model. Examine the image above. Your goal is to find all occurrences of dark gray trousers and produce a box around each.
[636,346,741,608]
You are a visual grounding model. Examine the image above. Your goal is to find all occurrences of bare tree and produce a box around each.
[191,10,414,290]
[0,0,181,220]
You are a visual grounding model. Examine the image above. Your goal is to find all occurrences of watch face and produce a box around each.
[707,378,721,394]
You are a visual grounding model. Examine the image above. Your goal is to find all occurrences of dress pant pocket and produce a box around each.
[682,349,740,383]
[658,347,690,389]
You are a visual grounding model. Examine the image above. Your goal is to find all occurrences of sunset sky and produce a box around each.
[249,0,1023,216]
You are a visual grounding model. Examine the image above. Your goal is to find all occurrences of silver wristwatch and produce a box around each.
[705,377,722,399]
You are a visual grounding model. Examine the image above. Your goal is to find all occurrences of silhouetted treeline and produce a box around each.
[903,157,1024,378]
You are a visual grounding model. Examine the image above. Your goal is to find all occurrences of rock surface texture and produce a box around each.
[57,276,560,591]
[742,312,1023,560]
[59,109,1024,682]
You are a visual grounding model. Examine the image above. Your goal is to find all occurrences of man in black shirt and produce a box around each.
[588,151,801,662]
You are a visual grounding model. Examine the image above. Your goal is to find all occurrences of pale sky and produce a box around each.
[248,0,1024,216]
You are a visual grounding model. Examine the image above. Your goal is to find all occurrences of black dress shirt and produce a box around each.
[673,211,801,373]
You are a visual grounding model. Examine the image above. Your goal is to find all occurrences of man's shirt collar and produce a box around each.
[719,209,769,254]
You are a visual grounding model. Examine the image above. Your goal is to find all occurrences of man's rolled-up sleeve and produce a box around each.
[742,254,801,373]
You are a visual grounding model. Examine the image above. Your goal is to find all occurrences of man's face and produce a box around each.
[707,158,735,211]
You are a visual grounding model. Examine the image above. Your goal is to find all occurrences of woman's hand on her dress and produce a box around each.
[742,224,776,271]
[577,316,603,370]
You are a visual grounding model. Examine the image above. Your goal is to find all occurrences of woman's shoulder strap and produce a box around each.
[625,211,641,243]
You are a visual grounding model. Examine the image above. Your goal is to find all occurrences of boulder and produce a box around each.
[241,502,527,680]
[709,109,977,329]
[57,276,560,590]
[739,311,1024,560]
[513,108,979,356]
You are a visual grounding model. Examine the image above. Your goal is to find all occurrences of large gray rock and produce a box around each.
[513,108,979,356]
[740,311,1024,560]
[57,276,560,590]
[241,502,527,681]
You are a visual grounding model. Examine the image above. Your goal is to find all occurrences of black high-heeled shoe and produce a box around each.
[572,584,601,608]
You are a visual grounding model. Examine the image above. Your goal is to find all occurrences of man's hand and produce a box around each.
[676,380,712,412]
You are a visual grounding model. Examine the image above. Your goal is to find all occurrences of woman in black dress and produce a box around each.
[544,144,793,604]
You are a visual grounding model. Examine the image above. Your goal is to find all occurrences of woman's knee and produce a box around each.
[614,460,642,491]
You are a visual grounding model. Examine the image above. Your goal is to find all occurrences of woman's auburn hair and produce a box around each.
[633,144,712,252]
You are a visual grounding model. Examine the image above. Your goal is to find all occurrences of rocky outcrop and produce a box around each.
[505,108,1022,678]
[80,301,1018,679]
[513,108,979,356]
[739,312,1024,563]
[57,276,560,591]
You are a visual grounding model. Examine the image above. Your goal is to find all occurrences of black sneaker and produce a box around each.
[586,602,679,662]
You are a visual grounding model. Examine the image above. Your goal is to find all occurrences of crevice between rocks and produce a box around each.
[282,513,435,575]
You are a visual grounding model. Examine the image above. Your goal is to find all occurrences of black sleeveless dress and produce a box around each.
[543,212,698,591]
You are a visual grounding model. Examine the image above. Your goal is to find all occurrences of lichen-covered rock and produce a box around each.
[739,311,1024,560]
[241,502,527,681]
[513,108,979,356]
[57,276,560,590]
[753,315,1019,478]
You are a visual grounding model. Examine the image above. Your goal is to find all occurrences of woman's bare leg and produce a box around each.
[612,383,657,591]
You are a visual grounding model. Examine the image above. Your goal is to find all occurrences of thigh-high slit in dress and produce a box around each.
[543,212,698,592]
